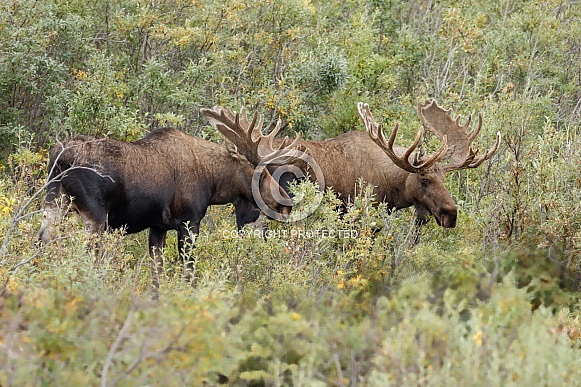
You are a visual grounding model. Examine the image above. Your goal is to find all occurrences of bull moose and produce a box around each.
[38,126,300,290]
[201,100,500,230]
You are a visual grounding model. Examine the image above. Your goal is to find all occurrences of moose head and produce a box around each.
[201,106,303,221]
[358,100,501,228]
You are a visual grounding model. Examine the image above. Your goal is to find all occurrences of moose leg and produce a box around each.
[60,173,109,253]
[148,227,167,298]
[74,203,107,256]
[177,221,200,286]
[413,206,430,245]
[83,217,105,259]
[38,183,71,244]
[38,206,58,244]
[233,198,262,230]
[413,217,427,245]
[233,198,266,239]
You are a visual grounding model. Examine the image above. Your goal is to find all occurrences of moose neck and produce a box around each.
[372,168,415,210]
[209,158,255,205]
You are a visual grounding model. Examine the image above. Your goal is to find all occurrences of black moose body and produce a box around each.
[38,127,295,289]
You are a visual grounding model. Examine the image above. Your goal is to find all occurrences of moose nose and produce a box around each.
[440,206,457,228]
[277,205,291,220]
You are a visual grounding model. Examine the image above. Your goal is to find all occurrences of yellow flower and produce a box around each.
[75,69,88,80]
[472,331,483,346]
[0,195,17,216]
[290,312,301,321]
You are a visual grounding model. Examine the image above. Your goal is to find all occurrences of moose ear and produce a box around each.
[413,147,426,167]
[225,139,247,162]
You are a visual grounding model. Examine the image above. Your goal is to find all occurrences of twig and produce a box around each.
[0,232,70,297]
[110,323,187,386]
[101,306,135,387]
[0,250,40,297]
[0,138,114,261]
[332,351,345,387]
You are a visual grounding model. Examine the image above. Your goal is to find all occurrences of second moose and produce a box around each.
[203,100,500,229]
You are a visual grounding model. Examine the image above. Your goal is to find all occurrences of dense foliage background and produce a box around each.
[1,0,580,384]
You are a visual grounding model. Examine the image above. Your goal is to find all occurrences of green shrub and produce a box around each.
[1,0,580,384]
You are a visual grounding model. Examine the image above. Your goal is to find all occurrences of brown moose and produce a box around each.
[202,100,500,229]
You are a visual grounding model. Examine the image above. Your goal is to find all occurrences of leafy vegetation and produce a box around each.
[1,0,580,384]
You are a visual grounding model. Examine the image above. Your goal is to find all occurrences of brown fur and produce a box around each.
[39,127,291,293]
[274,131,457,228]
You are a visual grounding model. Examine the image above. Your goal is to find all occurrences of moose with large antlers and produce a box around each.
[203,100,500,229]
[38,126,299,290]
[359,100,500,228]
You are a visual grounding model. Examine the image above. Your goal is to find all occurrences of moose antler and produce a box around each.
[357,102,449,173]
[200,106,303,165]
[418,99,501,172]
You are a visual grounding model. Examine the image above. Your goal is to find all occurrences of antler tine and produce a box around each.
[456,113,472,131]
[238,107,248,128]
[236,108,259,144]
[445,131,501,171]
[271,131,304,155]
[477,131,501,163]
[400,125,424,165]
[267,118,283,138]
[261,119,305,163]
[245,108,266,144]
[415,134,449,170]
[359,102,448,173]
[263,118,283,153]
[220,106,236,121]
[419,99,500,171]
[467,113,483,143]
[201,105,303,165]
[215,107,242,141]
[230,108,243,138]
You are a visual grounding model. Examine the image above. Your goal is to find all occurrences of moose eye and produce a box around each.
[421,178,429,186]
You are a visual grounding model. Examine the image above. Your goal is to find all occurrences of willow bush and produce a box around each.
[1,0,580,384]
